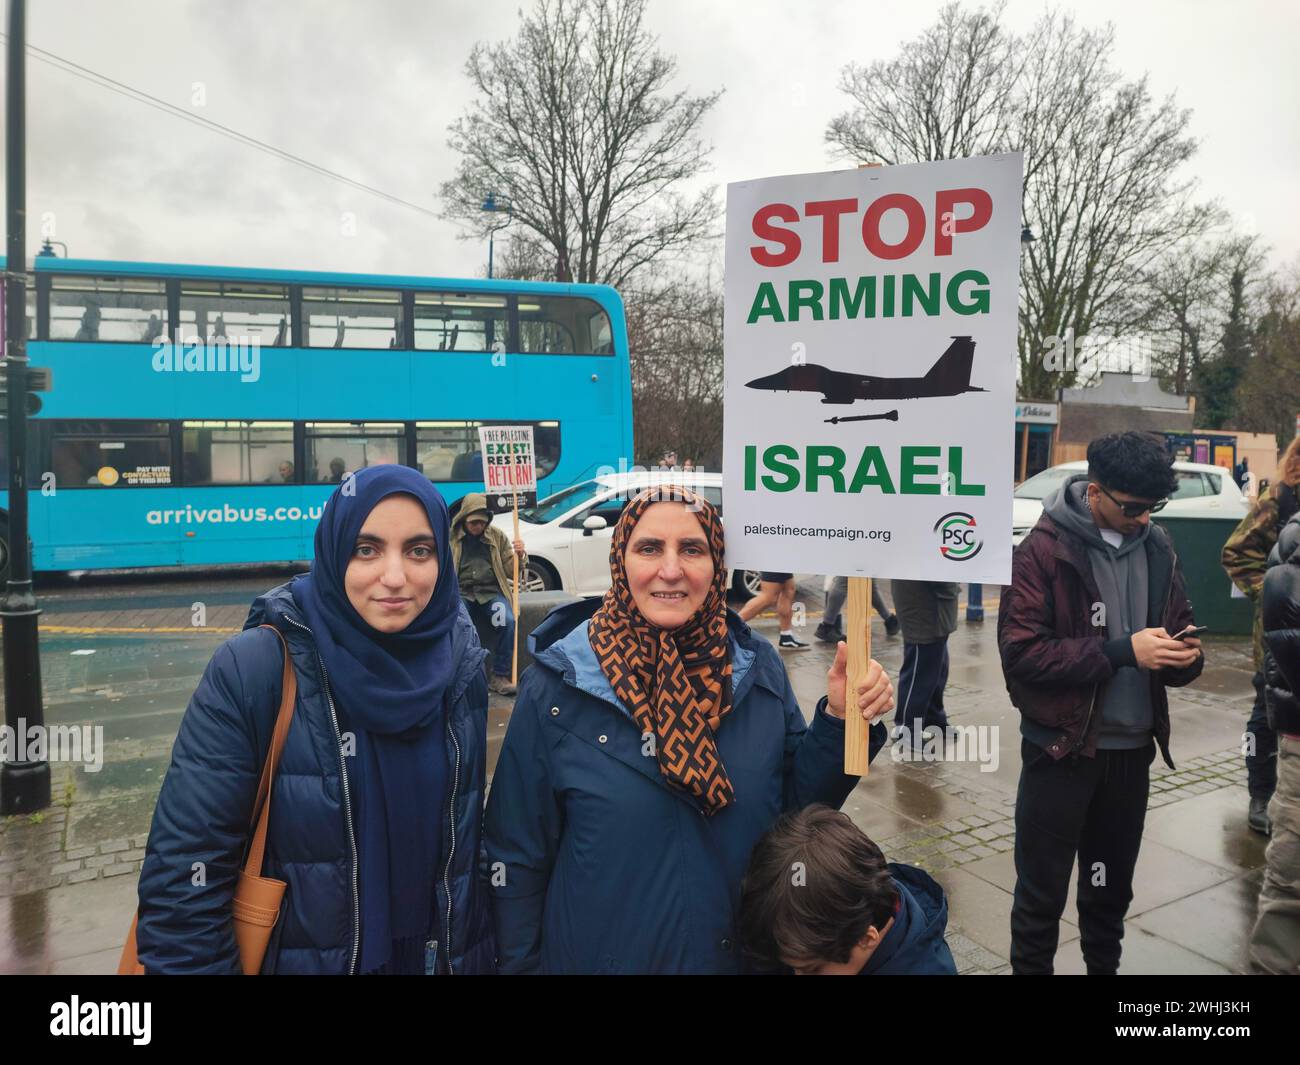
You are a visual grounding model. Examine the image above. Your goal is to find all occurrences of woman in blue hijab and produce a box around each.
[137,465,495,974]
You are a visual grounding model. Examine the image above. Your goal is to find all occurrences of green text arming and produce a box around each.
[747,270,989,324]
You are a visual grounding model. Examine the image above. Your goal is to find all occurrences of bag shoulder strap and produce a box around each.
[244,624,297,879]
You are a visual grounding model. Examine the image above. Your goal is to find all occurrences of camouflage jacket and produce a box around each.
[1222,482,1299,667]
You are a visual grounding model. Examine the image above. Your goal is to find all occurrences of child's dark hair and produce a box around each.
[1086,431,1178,500]
[738,804,897,968]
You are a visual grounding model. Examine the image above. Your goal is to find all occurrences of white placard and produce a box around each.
[477,424,536,497]
[722,153,1023,583]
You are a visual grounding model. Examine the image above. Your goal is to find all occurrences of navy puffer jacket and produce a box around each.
[861,864,958,975]
[484,598,885,974]
[136,580,494,974]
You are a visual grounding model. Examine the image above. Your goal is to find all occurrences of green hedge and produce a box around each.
[1153,515,1253,635]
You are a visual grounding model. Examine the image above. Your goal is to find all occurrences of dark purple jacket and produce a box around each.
[997,512,1203,768]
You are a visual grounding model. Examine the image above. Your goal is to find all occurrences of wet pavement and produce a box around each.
[0,569,1269,974]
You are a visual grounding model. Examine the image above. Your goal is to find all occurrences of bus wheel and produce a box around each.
[523,559,558,592]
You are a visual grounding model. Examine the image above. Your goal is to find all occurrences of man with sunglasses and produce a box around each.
[999,431,1204,974]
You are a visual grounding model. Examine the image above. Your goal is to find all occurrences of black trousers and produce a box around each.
[1010,738,1155,975]
[1246,670,1278,800]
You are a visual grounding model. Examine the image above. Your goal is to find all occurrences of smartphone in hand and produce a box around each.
[1172,624,1208,641]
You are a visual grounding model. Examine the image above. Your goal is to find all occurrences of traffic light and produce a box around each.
[0,364,51,415]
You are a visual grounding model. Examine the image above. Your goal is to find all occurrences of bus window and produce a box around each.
[50,420,173,487]
[534,421,560,476]
[178,280,291,347]
[49,276,167,343]
[413,292,507,352]
[183,421,295,484]
[415,420,560,481]
[589,306,613,354]
[517,296,612,356]
[303,287,404,349]
[416,421,478,481]
[21,283,35,339]
[305,422,406,482]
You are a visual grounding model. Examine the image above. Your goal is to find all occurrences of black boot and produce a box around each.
[814,622,844,644]
[1248,795,1272,836]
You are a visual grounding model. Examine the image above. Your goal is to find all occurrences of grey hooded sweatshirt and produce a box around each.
[1039,476,1154,750]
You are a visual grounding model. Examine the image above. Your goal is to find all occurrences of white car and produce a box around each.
[1012,460,1248,546]
[492,471,762,597]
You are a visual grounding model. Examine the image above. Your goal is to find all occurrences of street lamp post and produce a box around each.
[480,193,513,279]
[1,0,49,814]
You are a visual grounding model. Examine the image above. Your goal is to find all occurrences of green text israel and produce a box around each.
[743,444,985,495]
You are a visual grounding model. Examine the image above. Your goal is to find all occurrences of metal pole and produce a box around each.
[487,230,494,280]
[1,0,50,814]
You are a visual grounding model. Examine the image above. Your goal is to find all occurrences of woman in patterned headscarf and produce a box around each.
[484,485,894,973]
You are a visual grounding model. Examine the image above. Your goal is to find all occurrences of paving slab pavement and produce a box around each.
[0,572,1270,974]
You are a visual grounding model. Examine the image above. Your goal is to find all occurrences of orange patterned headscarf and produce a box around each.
[588,485,735,814]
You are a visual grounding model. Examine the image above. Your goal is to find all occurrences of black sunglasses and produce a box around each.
[1098,484,1167,518]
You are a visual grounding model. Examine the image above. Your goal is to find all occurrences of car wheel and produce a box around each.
[523,559,558,592]
[731,568,762,599]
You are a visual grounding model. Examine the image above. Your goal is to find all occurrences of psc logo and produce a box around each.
[934,511,982,561]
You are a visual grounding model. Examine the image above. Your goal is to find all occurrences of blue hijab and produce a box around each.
[291,464,461,974]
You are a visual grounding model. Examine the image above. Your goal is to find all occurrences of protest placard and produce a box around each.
[477,424,537,683]
[723,154,1023,769]
[478,424,537,513]
[724,154,1022,580]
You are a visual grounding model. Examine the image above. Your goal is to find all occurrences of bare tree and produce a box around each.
[826,3,1020,166]
[826,4,1222,400]
[488,233,555,282]
[1146,238,1240,395]
[1141,233,1265,414]
[1019,70,1219,398]
[1233,265,1300,446]
[441,0,721,287]
[625,270,725,466]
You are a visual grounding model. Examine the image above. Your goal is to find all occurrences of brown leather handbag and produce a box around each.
[118,624,298,975]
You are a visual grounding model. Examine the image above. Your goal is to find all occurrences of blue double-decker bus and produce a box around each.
[0,256,632,582]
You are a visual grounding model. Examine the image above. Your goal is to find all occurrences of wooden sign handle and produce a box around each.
[844,576,873,775]
[511,490,520,685]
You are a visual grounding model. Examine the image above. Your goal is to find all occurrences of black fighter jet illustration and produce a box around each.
[745,336,984,406]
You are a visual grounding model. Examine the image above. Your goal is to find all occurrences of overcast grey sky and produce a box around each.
[10,0,1299,279]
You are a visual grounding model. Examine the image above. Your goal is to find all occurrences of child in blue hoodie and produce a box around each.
[739,805,958,975]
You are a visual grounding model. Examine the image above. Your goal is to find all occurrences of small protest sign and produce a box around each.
[477,425,537,513]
